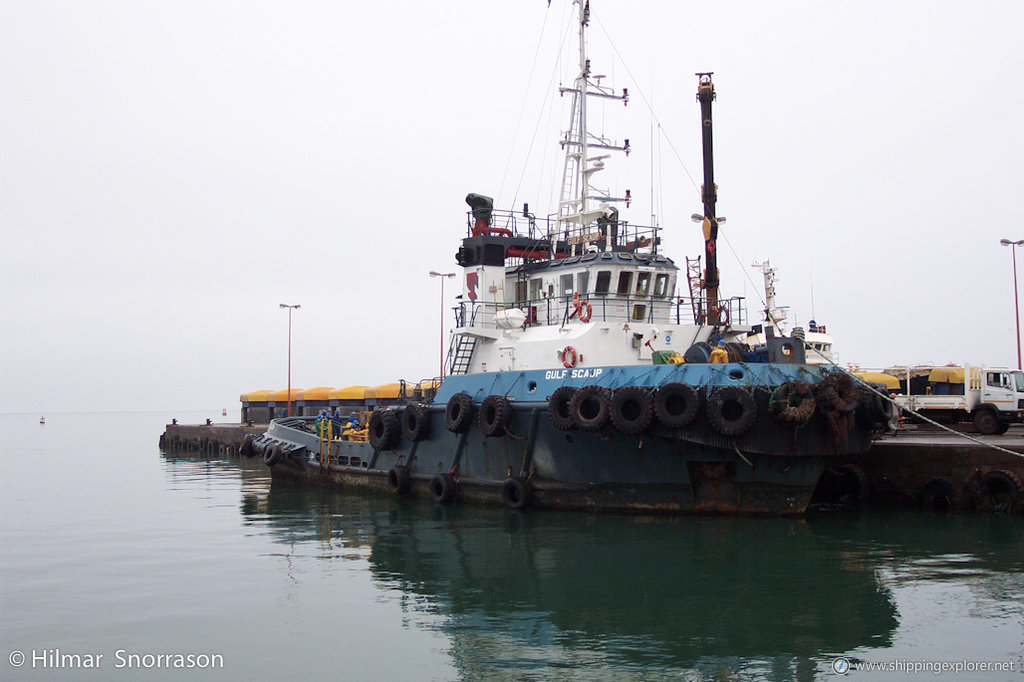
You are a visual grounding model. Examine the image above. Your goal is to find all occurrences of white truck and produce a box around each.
[888,365,1024,435]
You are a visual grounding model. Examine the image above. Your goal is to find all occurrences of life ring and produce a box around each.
[444,392,476,433]
[770,381,816,427]
[609,386,654,434]
[263,444,283,466]
[547,386,577,430]
[560,346,578,368]
[479,395,512,437]
[568,292,593,323]
[569,385,611,432]
[654,382,702,428]
[402,403,431,441]
[368,409,401,450]
[430,473,456,504]
[387,465,411,495]
[706,386,757,436]
[716,307,730,326]
[502,477,532,509]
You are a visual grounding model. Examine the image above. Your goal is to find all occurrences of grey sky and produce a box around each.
[2,1,1022,414]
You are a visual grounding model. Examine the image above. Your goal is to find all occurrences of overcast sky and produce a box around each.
[2,1,1022,415]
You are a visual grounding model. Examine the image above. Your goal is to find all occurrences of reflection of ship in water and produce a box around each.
[249,482,909,676]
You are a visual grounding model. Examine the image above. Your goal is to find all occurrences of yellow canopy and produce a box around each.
[928,367,964,384]
[268,388,302,402]
[300,386,334,401]
[240,389,273,403]
[853,372,901,390]
[366,382,403,400]
[330,385,368,400]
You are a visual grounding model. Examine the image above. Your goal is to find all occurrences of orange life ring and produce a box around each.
[578,301,592,322]
[716,307,729,326]
[569,292,593,323]
[561,346,578,368]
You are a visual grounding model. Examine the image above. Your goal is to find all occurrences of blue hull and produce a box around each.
[256,363,876,515]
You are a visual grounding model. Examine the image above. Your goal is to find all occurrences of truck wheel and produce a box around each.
[972,409,1000,436]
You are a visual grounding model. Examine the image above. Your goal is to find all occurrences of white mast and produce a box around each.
[752,260,788,332]
[556,1,630,249]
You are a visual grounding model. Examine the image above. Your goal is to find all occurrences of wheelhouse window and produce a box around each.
[560,274,574,299]
[529,278,543,300]
[636,272,651,296]
[595,270,611,295]
[654,273,670,297]
[617,271,633,296]
[577,271,590,296]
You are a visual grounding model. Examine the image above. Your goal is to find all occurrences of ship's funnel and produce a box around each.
[466,193,493,235]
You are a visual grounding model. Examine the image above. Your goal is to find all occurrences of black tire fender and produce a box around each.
[263,444,283,466]
[479,395,512,438]
[502,478,531,509]
[240,434,255,457]
[430,473,456,504]
[609,386,654,434]
[547,386,577,431]
[387,466,411,495]
[569,385,611,432]
[919,477,958,511]
[444,392,475,433]
[402,403,431,441]
[706,386,757,436]
[654,382,701,428]
[975,469,1022,513]
[368,409,401,451]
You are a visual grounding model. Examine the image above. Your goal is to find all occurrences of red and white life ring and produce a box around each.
[569,292,593,323]
[716,306,730,326]
[561,346,578,368]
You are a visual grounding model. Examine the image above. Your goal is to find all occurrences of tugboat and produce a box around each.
[252,3,885,514]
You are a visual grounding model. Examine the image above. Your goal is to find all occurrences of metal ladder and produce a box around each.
[447,335,478,375]
[685,256,704,324]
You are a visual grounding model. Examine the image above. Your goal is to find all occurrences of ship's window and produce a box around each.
[617,271,633,295]
[560,274,574,298]
[636,272,651,296]
[515,279,527,303]
[529,278,543,300]
[617,252,634,261]
[577,271,590,295]
[654,273,670,297]
[595,270,611,295]
[600,252,613,260]
[632,304,647,321]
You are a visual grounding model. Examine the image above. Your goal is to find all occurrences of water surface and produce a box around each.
[1,412,1022,680]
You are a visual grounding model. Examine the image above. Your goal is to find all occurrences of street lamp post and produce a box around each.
[429,271,456,379]
[1000,239,1024,370]
[279,303,301,416]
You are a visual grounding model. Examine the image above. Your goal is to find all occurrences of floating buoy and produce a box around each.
[39,416,45,424]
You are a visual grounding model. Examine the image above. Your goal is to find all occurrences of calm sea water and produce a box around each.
[1,412,1022,681]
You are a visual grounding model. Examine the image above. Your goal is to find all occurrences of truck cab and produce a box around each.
[976,368,1024,434]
